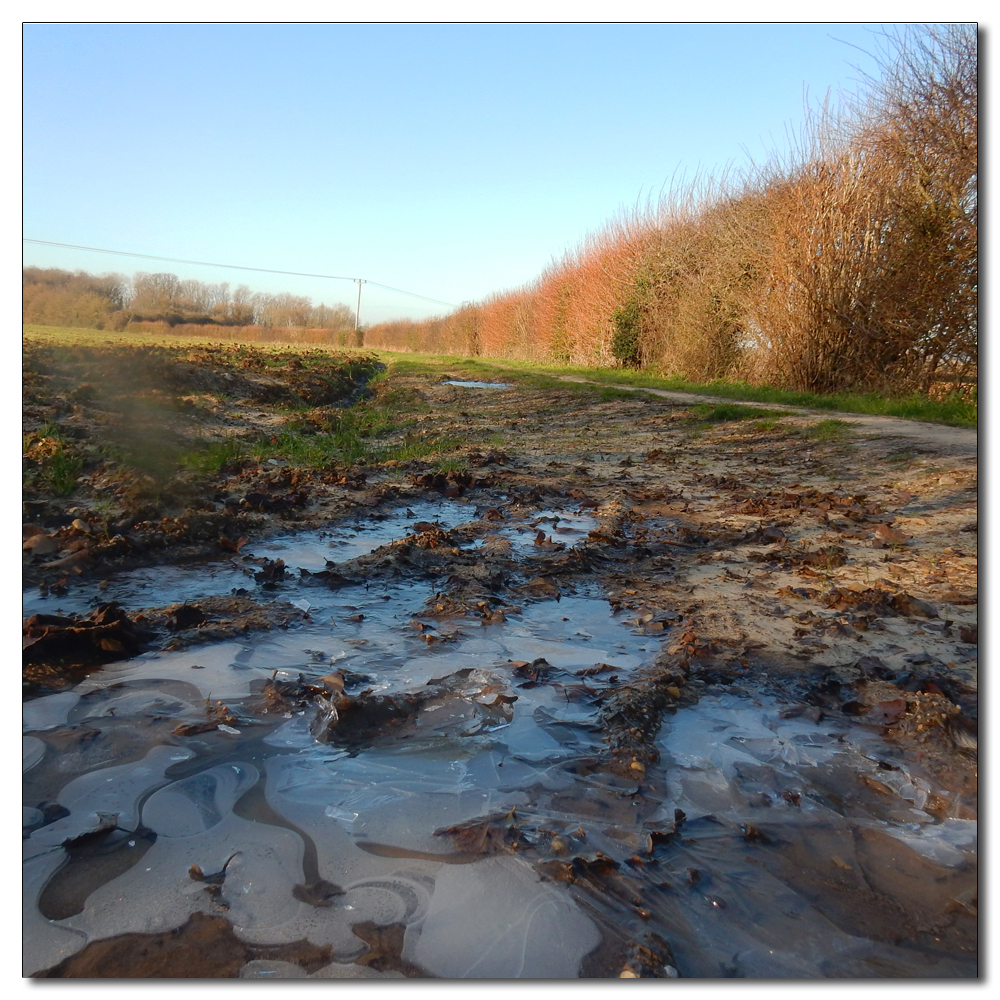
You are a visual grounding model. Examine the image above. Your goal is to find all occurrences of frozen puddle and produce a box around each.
[443,380,512,389]
[21,500,473,618]
[639,691,977,977]
[471,508,599,554]
[21,499,590,620]
[23,592,653,978]
[23,561,976,976]
[251,500,473,572]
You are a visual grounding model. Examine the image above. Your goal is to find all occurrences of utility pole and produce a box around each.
[354,279,366,332]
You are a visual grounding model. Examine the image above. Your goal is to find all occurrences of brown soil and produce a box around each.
[34,911,333,978]
[22,338,383,588]
[23,595,308,692]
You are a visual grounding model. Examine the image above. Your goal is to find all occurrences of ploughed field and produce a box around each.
[23,335,978,978]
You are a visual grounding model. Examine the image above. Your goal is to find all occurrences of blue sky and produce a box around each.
[24,21,915,324]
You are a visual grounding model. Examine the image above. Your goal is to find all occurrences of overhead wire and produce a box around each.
[22,238,458,308]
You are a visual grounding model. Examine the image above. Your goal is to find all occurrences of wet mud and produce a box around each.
[23,355,977,977]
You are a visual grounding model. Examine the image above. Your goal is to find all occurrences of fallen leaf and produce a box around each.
[873,524,908,546]
[890,593,938,618]
[174,721,220,736]
[23,534,60,556]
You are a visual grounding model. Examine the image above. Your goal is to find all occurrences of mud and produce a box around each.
[22,339,384,589]
[23,347,977,978]
[35,911,334,978]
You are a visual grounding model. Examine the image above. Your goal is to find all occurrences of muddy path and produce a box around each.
[556,375,978,456]
[23,341,978,978]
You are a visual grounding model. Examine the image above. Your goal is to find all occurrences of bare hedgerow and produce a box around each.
[363,24,976,398]
[852,23,978,392]
[731,24,977,394]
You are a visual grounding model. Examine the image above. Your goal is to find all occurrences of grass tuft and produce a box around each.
[806,419,853,442]
[692,403,789,423]
[23,425,85,497]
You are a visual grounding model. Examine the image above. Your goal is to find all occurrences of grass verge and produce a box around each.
[369,350,977,428]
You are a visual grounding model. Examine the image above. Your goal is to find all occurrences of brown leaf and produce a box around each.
[166,604,207,630]
[218,535,248,553]
[435,813,526,855]
[512,657,553,683]
[861,775,896,795]
[319,671,345,695]
[873,524,908,546]
[890,593,938,618]
[576,663,617,677]
[40,548,90,571]
[587,530,620,545]
[23,534,60,556]
[174,721,220,736]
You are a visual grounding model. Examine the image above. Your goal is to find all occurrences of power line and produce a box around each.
[22,238,458,309]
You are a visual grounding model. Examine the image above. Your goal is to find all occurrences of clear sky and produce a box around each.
[22,20,929,325]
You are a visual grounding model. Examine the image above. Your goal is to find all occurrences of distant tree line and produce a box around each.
[365,25,977,397]
[22,267,357,333]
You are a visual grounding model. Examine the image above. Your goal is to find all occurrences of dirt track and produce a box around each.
[22,343,978,976]
[556,375,978,456]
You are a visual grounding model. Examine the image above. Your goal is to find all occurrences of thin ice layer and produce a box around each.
[23,691,81,732]
[404,854,601,978]
[28,744,196,852]
[143,762,259,837]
